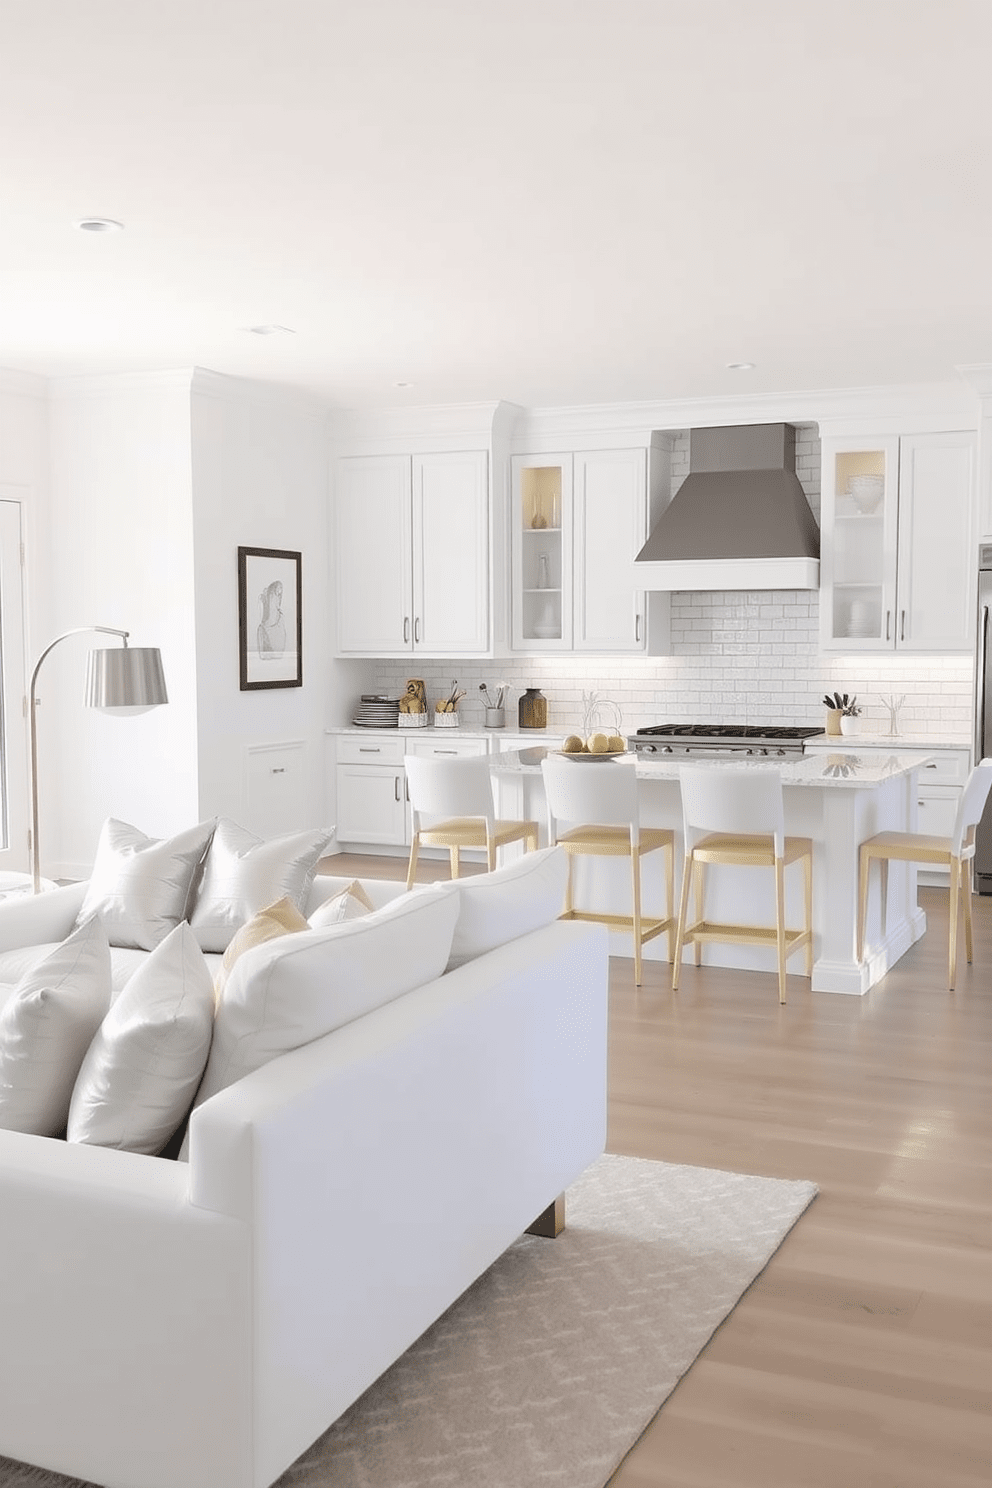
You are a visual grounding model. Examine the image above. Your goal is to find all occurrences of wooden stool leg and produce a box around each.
[449,845,461,880]
[672,851,694,991]
[857,845,870,961]
[406,834,420,891]
[963,856,975,966]
[692,860,704,966]
[775,856,787,1004]
[631,849,643,987]
[487,835,497,872]
[665,839,675,961]
[948,857,960,989]
[804,848,813,976]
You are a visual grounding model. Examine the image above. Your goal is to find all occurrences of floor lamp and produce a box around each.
[29,627,168,892]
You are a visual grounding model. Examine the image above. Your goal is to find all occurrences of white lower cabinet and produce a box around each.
[335,735,409,847]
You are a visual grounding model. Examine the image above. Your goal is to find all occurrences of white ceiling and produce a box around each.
[3,0,991,411]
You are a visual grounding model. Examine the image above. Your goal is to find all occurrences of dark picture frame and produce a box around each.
[238,546,303,690]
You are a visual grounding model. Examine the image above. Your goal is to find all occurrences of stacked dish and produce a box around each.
[351,695,400,728]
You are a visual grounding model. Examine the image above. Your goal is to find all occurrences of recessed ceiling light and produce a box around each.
[75,217,124,233]
[726,361,756,372]
[247,324,296,336]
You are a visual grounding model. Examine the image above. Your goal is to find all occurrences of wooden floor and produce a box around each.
[331,853,992,1487]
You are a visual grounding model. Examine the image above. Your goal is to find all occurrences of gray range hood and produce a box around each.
[635,423,820,590]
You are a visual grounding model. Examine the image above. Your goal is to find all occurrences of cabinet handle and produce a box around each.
[270,766,285,774]
[394,777,401,802]
[414,617,421,643]
[900,610,906,642]
[435,749,458,755]
[926,762,937,769]
[359,746,381,753]
[885,610,891,641]
[635,612,641,643]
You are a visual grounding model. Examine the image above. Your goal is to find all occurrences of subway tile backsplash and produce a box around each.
[363,425,974,744]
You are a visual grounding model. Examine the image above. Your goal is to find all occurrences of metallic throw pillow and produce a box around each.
[75,818,216,952]
[188,818,335,954]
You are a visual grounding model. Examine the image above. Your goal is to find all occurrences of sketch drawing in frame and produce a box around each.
[238,546,303,690]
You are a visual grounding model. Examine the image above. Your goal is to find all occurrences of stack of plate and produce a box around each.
[351,695,400,728]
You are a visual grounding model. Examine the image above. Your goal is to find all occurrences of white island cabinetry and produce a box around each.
[335,451,490,657]
[820,430,975,652]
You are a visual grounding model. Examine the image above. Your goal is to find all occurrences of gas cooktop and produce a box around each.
[634,725,824,740]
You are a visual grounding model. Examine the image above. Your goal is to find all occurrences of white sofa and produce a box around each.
[0,865,608,1488]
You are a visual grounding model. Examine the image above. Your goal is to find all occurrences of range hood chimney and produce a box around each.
[635,423,820,590]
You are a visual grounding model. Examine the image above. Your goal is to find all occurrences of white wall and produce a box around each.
[189,371,336,835]
[46,373,200,877]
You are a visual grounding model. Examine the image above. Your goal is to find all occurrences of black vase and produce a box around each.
[518,687,548,729]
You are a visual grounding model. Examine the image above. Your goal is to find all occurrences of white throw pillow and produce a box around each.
[0,918,112,1136]
[75,818,215,951]
[445,846,569,970]
[188,818,335,953]
[191,883,459,1109]
[307,879,374,929]
[67,922,215,1155]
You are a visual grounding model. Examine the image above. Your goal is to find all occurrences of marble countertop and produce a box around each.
[493,745,935,789]
[326,724,562,740]
[807,731,970,750]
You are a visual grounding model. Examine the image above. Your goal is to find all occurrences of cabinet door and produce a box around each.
[511,454,572,650]
[413,452,490,654]
[335,456,413,655]
[819,437,900,650]
[896,432,976,651]
[573,449,647,652]
[335,763,408,845]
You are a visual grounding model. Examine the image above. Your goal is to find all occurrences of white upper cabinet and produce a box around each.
[510,445,669,654]
[820,430,975,652]
[335,450,490,657]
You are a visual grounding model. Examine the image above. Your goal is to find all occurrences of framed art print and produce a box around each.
[238,546,303,690]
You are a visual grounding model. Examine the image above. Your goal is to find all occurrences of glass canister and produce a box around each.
[518,687,547,729]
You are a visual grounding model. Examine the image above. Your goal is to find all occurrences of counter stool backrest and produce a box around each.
[404,753,497,829]
[953,758,992,853]
[679,765,786,858]
[541,755,641,834]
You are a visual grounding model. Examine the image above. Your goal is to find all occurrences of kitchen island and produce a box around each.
[492,746,936,995]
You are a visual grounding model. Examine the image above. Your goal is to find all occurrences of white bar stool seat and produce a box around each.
[672,765,812,1004]
[540,753,674,986]
[404,754,539,890]
[857,758,992,989]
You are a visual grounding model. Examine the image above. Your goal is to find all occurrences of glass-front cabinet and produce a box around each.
[820,437,900,649]
[512,454,571,649]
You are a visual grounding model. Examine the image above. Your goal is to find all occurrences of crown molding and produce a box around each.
[190,367,329,422]
[48,369,195,400]
[333,400,521,455]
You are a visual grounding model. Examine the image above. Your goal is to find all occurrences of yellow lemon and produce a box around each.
[562,734,586,754]
[587,732,611,754]
[607,734,625,752]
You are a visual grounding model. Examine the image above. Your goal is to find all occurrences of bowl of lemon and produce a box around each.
[557,732,627,761]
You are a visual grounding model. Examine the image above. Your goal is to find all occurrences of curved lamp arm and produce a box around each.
[29,627,167,893]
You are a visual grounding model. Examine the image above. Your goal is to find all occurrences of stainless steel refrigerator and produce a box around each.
[976,542,992,894]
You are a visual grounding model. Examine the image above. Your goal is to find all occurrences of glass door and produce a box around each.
[511,454,572,650]
[822,438,899,649]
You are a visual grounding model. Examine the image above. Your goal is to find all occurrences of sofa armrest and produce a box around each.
[187,918,608,1488]
[0,880,88,952]
[0,1131,252,1488]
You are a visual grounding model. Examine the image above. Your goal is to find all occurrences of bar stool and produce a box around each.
[672,765,813,1004]
[857,757,992,990]
[540,753,674,985]
[404,753,539,890]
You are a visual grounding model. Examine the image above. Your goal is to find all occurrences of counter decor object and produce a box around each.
[518,686,548,729]
[479,681,507,727]
[880,693,906,736]
[823,692,859,737]
[434,680,465,728]
[849,474,884,513]
[398,678,429,728]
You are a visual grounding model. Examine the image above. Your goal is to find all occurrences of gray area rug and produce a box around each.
[0,1154,817,1488]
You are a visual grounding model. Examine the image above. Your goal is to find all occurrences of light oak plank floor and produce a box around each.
[329,853,992,1488]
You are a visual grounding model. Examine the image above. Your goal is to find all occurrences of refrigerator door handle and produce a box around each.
[980,603,991,760]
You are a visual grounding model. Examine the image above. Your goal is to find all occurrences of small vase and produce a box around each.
[518,687,548,729]
[825,708,842,737]
[839,714,861,736]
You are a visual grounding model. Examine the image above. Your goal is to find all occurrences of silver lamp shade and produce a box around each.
[85,646,169,711]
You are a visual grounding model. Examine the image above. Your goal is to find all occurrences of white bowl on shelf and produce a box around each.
[848,475,884,513]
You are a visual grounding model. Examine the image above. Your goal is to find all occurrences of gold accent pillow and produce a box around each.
[307,880,375,929]
[213,896,310,1004]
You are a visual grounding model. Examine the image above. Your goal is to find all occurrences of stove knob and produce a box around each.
[663,745,673,754]
[643,742,657,753]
